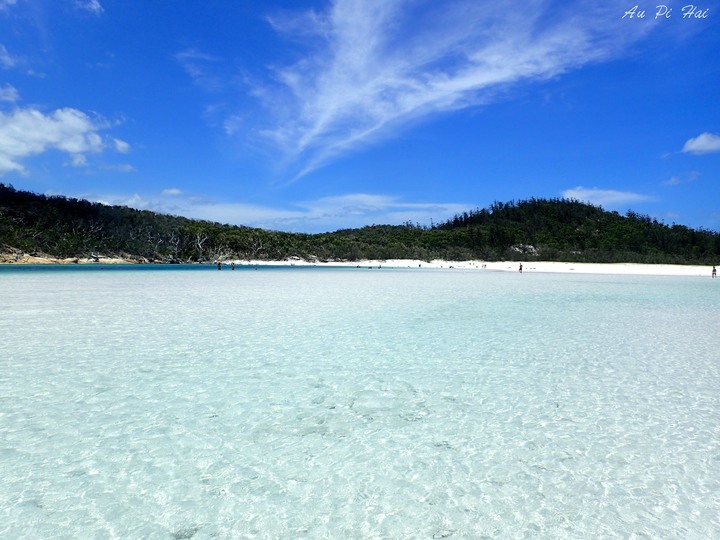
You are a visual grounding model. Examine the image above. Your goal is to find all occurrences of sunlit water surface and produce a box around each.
[1,266,719,539]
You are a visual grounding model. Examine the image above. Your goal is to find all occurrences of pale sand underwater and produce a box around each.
[1,267,719,537]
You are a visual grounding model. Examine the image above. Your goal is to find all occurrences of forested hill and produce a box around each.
[1,183,719,264]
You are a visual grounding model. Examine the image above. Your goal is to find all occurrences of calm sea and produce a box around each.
[1,265,719,538]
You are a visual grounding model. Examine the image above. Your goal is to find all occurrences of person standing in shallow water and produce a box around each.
[713,266,717,278]
[519,263,523,273]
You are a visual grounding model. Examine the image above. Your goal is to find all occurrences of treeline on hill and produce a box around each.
[1,183,719,264]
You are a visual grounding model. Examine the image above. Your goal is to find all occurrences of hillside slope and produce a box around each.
[1,183,718,264]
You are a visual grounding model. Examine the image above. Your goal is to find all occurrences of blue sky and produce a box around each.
[1,0,718,233]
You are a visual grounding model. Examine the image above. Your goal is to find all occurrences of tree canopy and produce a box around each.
[1,183,718,264]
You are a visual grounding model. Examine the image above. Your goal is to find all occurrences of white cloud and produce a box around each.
[0,107,106,174]
[75,0,103,15]
[562,186,655,207]
[86,190,469,233]
[0,44,17,69]
[0,0,17,11]
[0,154,22,174]
[247,0,650,178]
[681,132,720,155]
[0,84,18,102]
[95,193,147,209]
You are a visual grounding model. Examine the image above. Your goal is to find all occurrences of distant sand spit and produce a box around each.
[230,259,716,277]
[1,251,715,277]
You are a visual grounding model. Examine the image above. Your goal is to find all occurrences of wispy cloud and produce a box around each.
[0,83,18,102]
[682,132,720,155]
[175,49,223,92]
[112,137,130,153]
[562,186,655,207]
[99,163,135,173]
[86,190,469,233]
[75,0,103,15]
[662,171,699,186]
[0,0,17,11]
[0,44,17,69]
[288,193,469,231]
[248,0,650,178]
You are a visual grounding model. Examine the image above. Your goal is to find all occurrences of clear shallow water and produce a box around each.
[1,267,719,539]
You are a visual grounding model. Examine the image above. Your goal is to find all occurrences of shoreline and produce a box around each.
[228,258,714,277]
[0,253,714,277]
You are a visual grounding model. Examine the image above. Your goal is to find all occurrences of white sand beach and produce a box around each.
[229,258,716,277]
[0,250,714,276]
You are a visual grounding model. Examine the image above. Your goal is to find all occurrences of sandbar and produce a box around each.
[229,258,716,277]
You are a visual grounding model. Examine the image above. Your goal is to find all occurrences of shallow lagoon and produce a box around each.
[1,266,719,538]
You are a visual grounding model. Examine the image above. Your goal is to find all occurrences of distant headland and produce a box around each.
[1,183,718,267]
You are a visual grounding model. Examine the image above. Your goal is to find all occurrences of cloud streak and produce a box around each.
[0,84,18,102]
[251,0,650,178]
[562,186,655,207]
[0,44,17,69]
[175,49,223,92]
[88,190,469,233]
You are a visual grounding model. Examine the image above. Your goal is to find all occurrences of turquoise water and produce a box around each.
[1,267,719,538]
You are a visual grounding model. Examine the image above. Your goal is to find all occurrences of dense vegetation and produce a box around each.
[1,183,719,264]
